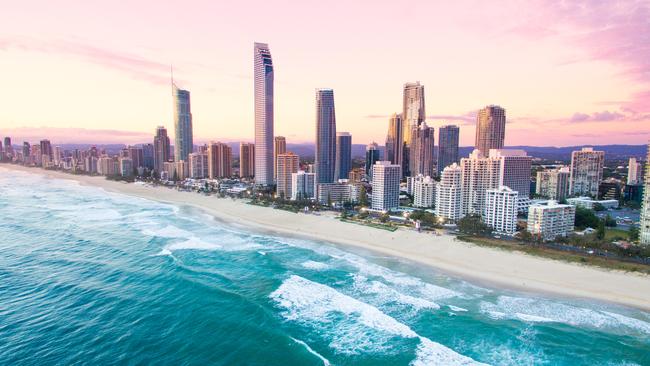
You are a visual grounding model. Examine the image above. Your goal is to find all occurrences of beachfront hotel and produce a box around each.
[437,125,460,174]
[371,161,401,211]
[173,84,193,163]
[527,201,576,241]
[315,88,337,184]
[536,167,570,201]
[484,186,519,235]
[253,42,274,186]
[569,147,605,197]
[435,163,463,223]
[475,105,506,157]
[334,132,352,181]
[276,152,299,199]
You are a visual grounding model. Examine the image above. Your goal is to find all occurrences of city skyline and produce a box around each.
[2,1,649,146]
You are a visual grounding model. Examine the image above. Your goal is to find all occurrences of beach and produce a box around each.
[4,164,650,311]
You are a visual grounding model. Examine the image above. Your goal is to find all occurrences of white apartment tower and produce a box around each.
[640,144,650,245]
[484,186,519,234]
[371,161,401,211]
[413,176,436,208]
[536,167,570,200]
[254,42,274,186]
[628,157,643,185]
[527,201,576,241]
[569,147,604,197]
[291,171,316,201]
[436,163,463,223]
[460,150,501,216]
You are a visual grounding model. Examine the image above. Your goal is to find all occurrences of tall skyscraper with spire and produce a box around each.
[172,81,193,162]
[254,42,274,186]
[315,89,337,184]
[475,105,506,156]
[402,82,425,177]
[153,126,171,174]
[385,113,403,170]
[438,125,460,173]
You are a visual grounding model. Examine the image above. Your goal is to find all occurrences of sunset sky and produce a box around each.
[1,0,649,146]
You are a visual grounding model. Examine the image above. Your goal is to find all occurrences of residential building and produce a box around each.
[371,161,401,211]
[153,126,171,174]
[315,88,337,184]
[127,146,144,170]
[173,84,193,162]
[460,150,501,216]
[142,143,154,170]
[490,149,532,198]
[413,176,436,208]
[435,163,463,223]
[189,152,209,179]
[348,168,365,183]
[239,142,255,178]
[22,142,30,165]
[254,42,274,186]
[365,142,380,179]
[274,136,286,181]
[527,201,576,241]
[334,132,352,180]
[475,105,506,156]
[120,158,134,177]
[641,144,650,244]
[291,171,316,200]
[437,125,460,174]
[39,139,53,163]
[317,181,355,205]
[628,157,643,185]
[207,142,232,179]
[569,147,605,197]
[402,82,425,176]
[385,113,403,171]
[536,167,570,200]
[409,122,435,178]
[484,186,518,234]
[566,196,619,210]
[598,179,623,201]
[276,152,299,199]
[406,174,425,195]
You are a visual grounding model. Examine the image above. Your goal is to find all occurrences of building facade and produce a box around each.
[189,152,209,179]
[435,163,463,223]
[484,186,519,234]
[315,89,337,184]
[491,149,532,198]
[274,136,286,182]
[385,113,403,172]
[536,167,570,200]
[173,85,193,162]
[437,125,459,174]
[628,157,643,185]
[402,82,425,176]
[527,201,576,241]
[475,105,506,156]
[365,142,380,179]
[639,145,650,244]
[409,122,435,178]
[291,171,316,201]
[153,126,171,174]
[276,152,299,199]
[413,176,436,208]
[207,142,232,179]
[254,42,274,186]
[371,161,401,211]
[569,147,605,197]
[334,132,352,181]
[239,142,255,178]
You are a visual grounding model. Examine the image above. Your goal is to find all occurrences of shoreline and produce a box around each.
[3,164,650,312]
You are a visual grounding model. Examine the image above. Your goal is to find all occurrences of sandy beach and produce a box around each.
[4,164,650,311]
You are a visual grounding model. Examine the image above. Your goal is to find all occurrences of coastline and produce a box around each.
[3,164,650,312]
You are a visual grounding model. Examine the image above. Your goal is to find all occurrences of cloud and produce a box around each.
[1,127,151,144]
[0,36,174,86]
[569,110,625,123]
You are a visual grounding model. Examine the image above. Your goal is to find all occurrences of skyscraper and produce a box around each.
[640,144,650,245]
[371,161,401,211]
[385,113,403,169]
[365,142,380,179]
[276,152,300,199]
[22,142,30,165]
[402,83,425,176]
[239,142,255,178]
[142,143,155,170]
[173,84,193,162]
[484,186,519,234]
[536,167,570,200]
[334,132,352,181]
[409,122,435,177]
[435,163,463,223]
[39,139,53,164]
[4,137,13,159]
[127,146,144,170]
[189,152,209,179]
[475,105,506,156]
[437,125,459,173]
[491,149,532,198]
[628,157,643,185]
[153,126,171,174]
[569,147,605,197]
[207,142,232,179]
[254,42,274,186]
[315,89,337,184]
[274,136,286,182]
[291,171,316,201]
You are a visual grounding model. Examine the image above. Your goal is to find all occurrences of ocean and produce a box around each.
[0,167,649,365]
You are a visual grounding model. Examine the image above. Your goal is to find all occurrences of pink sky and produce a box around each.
[1,0,649,146]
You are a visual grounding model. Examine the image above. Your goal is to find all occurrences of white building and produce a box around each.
[527,201,576,241]
[490,149,532,198]
[536,166,570,200]
[189,152,209,179]
[413,176,436,208]
[435,163,462,223]
[566,196,618,210]
[627,157,643,185]
[569,147,605,197]
[406,174,425,195]
[484,186,519,234]
[291,171,316,200]
[371,161,401,211]
[460,149,501,216]
[640,145,650,245]
[317,181,353,205]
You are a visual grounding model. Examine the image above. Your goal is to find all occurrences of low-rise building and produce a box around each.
[566,196,619,210]
[527,201,576,241]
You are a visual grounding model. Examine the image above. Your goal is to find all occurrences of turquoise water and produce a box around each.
[0,168,649,366]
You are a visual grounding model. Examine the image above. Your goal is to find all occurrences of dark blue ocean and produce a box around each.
[1,167,649,365]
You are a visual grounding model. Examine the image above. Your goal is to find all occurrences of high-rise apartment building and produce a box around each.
[435,163,463,223]
[153,126,171,174]
[315,89,337,184]
[189,152,209,179]
[365,142,380,179]
[527,201,576,241]
[207,142,232,179]
[4,137,13,159]
[475,105,506,156]
[413,176,436,208]
[239,142,255,178]
[39,139,53,163]
[276,152,300,199]
[291,171,316,200]
[628,157,643,185]
[437,125,459,173]
[371,161,401,211]
[120,158,134,177]
[22,142,30,165]
[409,122,435,177]
[536,167,570,201]
[569,147,605,197]
[254,42,274,186]
[127,146,144,170]
[173,84,193,162]
[640,144,650,245]
[334,132,352,181]
[460,150,501,216]
[402,82,425,176]
[484,186,518,234]
[385,113,403,169]
[491,149,532,198]
[274,136,286,181]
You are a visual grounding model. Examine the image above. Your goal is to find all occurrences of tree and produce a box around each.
[603,214,617,227]
[358,185,368,207]
[596,220,606,240]
[457,214,492,236]
[629,226,640,242]
[379,212,390,223]
[574,206,600,230]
